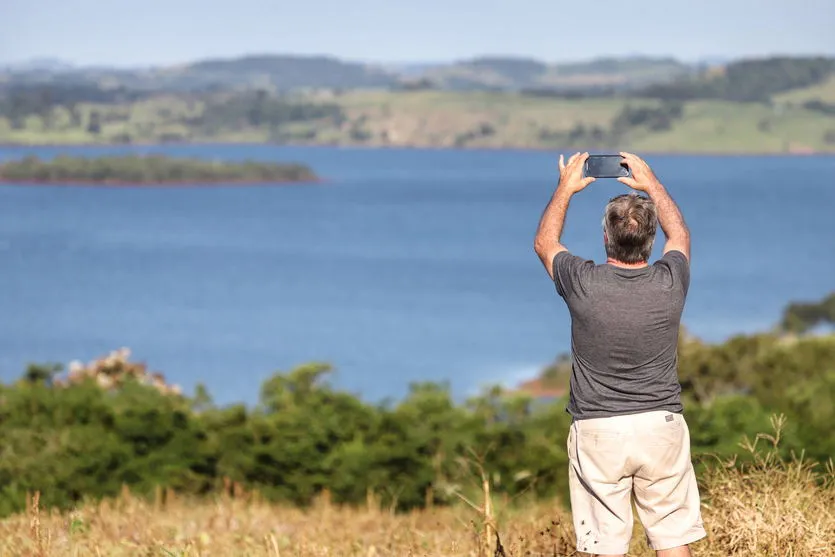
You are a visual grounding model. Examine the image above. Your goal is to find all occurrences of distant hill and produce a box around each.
[8,54,830,98]
[1,58,75,72]
[412,55,695,91]
[0,55,401,92]
[3,53,835,154]
[178,54,398,90]
[0,54,695,93]
[636,56,835,102]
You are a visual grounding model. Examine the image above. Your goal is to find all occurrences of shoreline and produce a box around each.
[0,140,833,157]
[0,177,324,187]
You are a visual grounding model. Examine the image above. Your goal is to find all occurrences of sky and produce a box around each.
[2,0,834,67]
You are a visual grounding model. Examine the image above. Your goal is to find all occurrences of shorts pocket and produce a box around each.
[580,430,620,439]
[644,419,684,447]
[576,430,625,483]
[579,430,623,450]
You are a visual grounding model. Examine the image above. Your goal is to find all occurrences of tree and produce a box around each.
[87,110,101,134]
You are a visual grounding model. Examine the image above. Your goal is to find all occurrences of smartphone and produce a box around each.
[583,155,631,179]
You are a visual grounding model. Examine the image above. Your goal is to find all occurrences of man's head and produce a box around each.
[602,193,658,264]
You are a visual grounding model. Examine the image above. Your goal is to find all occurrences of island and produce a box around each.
[0,154,318,185]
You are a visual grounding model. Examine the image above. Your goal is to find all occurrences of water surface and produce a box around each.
[1,145,832,404]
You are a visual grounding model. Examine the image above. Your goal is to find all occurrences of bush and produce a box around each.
[699,415,835,555]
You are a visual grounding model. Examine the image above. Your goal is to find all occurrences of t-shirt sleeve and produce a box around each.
[657,250,691,296]
[552,251,591,300]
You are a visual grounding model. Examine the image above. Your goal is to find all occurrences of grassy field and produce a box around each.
[630,100,835,153]
[333,90,629,149]
[337,91,835,153]
[2,89,835,153]
[1,417,832,556]
[774,75,835,104]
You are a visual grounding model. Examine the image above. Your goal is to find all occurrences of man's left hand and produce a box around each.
[558,151,595,195]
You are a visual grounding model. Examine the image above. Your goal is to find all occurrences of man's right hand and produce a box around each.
[617,152,661,193]
[558,152,595,195]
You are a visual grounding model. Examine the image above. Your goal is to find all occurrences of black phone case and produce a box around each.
[583,155,632,179]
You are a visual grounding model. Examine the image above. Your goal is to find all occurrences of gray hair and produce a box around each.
[602,193,658,264]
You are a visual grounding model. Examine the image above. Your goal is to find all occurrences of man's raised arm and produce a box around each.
[618,152,690,261]
[534,152,595,280]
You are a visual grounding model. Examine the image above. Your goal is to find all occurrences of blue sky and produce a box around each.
[2,0,834,66]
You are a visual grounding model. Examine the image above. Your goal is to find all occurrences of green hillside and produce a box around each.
[775,75,835,104]
[3,89,834,153]
[2,56,835,153]
[630,100,835,153]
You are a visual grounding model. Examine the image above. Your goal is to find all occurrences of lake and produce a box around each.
[1,145,833,405]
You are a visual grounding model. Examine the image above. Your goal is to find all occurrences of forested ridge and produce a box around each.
[2,56,834,152]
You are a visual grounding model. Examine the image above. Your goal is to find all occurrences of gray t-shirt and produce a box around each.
[552,249,690,420]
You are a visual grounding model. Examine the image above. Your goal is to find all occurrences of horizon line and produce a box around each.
[3,49,834,72]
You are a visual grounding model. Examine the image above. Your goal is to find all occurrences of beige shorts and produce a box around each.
[567,410,706,554]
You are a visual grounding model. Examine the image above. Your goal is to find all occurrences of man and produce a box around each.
[533,152,706,557]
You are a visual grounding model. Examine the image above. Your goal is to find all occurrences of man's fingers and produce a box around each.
[566,151,588,173]
[559,154,565,171]
[620,151,649,171]
[619,152,641,166]
[571,151,588,164]
[617,176,638,188]
[581,177,596,187]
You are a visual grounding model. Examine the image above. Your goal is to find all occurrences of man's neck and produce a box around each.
[607,258,649,269]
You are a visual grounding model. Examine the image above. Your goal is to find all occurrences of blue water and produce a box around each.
[1,145,833,405]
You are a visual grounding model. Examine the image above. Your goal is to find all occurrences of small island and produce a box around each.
[0,154,318,185]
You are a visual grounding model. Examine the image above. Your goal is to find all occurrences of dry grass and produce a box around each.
[1,416,832,556]
[0,487,582,557]
[335,91,625,149]
[697,415,835,556]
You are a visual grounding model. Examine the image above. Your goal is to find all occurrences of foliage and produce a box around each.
[803,99,835,116]
[534,100,686,148]
[0,154,317,184]
[0,84,147,129]
[0,361,569,518]
[638,56,835,102]
[698,414,835,555]
[195,91,345,134]
[0,417,832,556]
[675,329,835,462]
[781,291,835,333]
[1,294,833,520]
[611,100,684,133]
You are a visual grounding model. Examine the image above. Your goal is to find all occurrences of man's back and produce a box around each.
[534,152,705,556]
[553,249,690,420]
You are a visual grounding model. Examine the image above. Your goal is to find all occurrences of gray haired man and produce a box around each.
[533,152,706,557]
